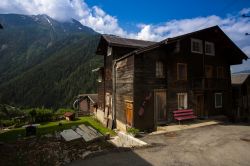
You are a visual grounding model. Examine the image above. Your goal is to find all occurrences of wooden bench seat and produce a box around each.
[173,109,197,124]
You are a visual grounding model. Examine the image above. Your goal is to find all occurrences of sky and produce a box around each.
[0,0,250,72]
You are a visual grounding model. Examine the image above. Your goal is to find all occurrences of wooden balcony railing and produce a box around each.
[192,77,230,90]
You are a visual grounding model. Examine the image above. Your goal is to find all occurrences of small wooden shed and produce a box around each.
[64,112,75,121]
[232,73,250,121]
[73,94,98,117]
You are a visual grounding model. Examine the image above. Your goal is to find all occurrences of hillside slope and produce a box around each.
[0,14,102,108]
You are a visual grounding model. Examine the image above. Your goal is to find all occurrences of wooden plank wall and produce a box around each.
[132,31,233,130]
[115,55,134,126]
[97,81,105,110]
[133,48,168,131]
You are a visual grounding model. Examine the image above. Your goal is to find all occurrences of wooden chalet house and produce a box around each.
[232,73,250,121]
[95,26,248,131]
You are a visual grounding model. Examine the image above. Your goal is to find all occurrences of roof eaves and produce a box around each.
[115,39,172,62]
[107,42,142,48]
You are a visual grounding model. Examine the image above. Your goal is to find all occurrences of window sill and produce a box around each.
[205,53,215,56]
[191,50,203,54]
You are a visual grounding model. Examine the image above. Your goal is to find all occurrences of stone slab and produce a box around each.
[60,129,81,141]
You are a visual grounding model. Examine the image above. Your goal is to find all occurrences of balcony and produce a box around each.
[192,77,230,90]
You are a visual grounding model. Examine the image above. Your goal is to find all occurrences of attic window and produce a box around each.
[107,46,112,56]
[191,38,203,54]
[156,61,165,78]
[205,41,215,55]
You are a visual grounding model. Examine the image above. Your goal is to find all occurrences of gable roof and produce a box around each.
[115,26,248,63]
[231,73,250,85]
[77,94,98,103]
[102,34,156,48]
[64,112,75,117]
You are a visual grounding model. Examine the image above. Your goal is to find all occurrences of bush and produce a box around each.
[127,127,140,136]
[25,108,53,123]
[0,119,15,127]
[34,108,53,122]
[0,104,27,120]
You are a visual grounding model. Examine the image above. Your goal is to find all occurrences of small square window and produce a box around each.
[177,93,188,109]
[215,93,223,108]
[156,61,165,78]
[205,41,215,55]
[177,63,187,80]
[191,38,203,54]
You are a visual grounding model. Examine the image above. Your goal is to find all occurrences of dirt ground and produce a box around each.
[0,135,115,166]
[70,123,250,166]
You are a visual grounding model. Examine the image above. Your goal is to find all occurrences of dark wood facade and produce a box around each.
[96,26,248,131]
[232,74,250,121]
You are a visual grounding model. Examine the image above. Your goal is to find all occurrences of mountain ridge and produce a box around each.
[0,14,102,108]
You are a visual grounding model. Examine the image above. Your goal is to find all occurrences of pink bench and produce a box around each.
[173,109,197,124]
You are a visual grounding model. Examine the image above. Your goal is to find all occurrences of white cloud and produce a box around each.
[79,6,127,36]
[0,0,249,72]
[0,0,82,21]
[240,8,250,15]
[0,0,126,36]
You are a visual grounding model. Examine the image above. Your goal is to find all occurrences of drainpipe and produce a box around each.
[112,61,117,129]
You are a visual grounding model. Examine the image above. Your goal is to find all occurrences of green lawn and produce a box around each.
[0,116,116,142]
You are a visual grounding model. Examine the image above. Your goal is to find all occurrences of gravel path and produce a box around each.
[70,123,250,166]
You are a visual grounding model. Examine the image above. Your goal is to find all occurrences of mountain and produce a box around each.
[0,14,102,108]
[233,70,250,74]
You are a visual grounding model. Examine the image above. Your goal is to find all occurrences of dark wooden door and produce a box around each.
[154,90,167,124]
[195,94,204,118]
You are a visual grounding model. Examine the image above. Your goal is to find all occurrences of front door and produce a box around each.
[154,90,167,124]
[195,94,204,118]
[125,100,133,127]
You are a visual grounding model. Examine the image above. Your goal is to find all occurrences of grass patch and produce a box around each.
[0,116,116,142]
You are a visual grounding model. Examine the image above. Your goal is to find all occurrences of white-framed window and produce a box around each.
[191,38,203,54]
[156,61,165,78]
[205,41,215,55]
[107,46,112,56]
[215,93,223,108]
[177,93,188,109]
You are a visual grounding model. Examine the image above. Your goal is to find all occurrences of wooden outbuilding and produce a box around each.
[95,26,248,131]
[73,94,98,117]
[232,73,250,121]
[64,112,75,121]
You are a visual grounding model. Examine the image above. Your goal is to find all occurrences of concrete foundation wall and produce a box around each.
[95,109,105,126]
[115,131,147,147]
[116,119,127,131]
